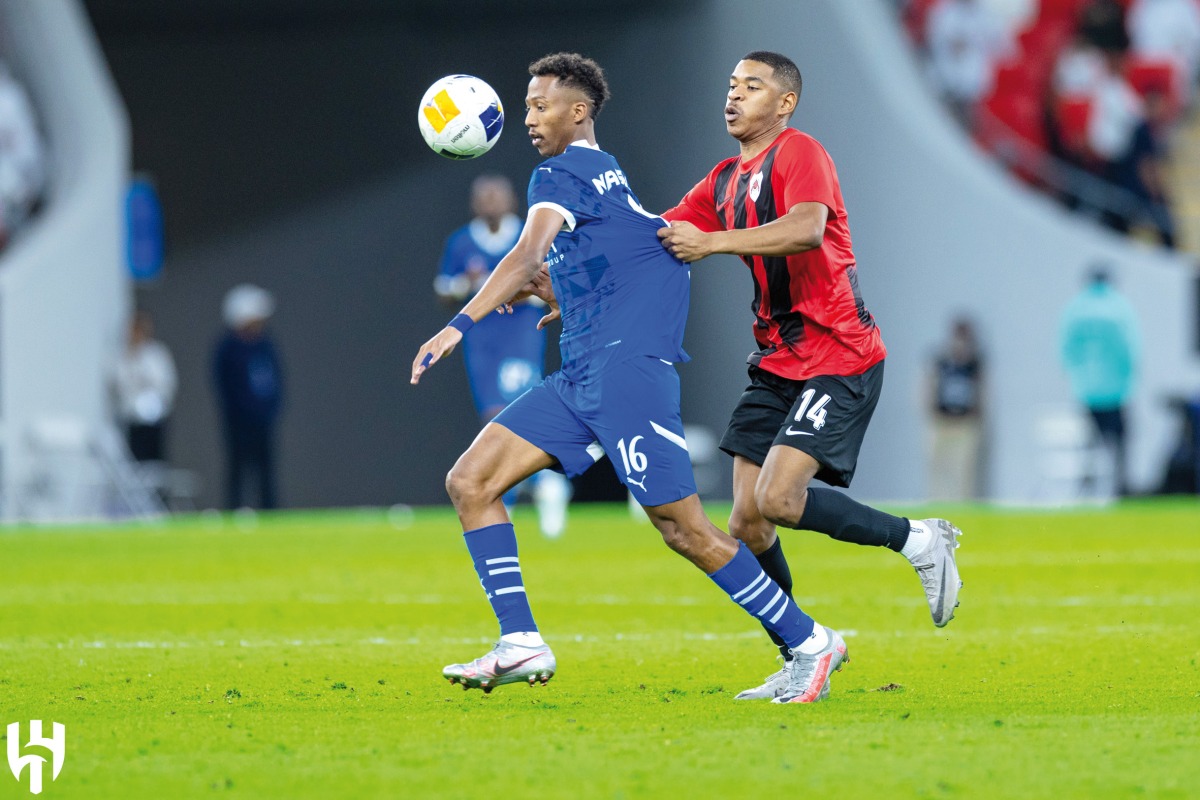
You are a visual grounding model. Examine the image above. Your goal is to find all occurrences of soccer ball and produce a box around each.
[417,75,504,160]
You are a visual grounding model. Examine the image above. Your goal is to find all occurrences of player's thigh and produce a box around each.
[584,357,697,508]
[718,365,797,467]
[448,421,555,502]
[491,374,606,480]
[768,360,885,488]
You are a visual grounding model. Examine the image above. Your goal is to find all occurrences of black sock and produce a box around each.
[755,538,794,659]
[796,487,910,552]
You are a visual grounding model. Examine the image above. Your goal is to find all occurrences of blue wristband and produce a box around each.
[447,313,474,334]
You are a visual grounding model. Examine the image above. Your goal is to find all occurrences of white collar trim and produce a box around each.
[468,213,521,256]
[569,140,600,150]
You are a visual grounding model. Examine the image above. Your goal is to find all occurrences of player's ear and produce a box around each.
[779,90,798,118]
[573,100,590,123]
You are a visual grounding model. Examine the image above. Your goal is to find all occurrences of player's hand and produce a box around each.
[537,301,561,330]
[657,221,710,263]
[410,326,464,385]
[513,264,556,306]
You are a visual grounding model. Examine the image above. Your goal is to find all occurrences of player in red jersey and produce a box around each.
[659,51,964,700]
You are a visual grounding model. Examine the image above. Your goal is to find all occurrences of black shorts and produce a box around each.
[719,360,885,488]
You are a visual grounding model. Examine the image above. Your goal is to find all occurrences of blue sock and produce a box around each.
[463,522,538,635]
[708,543,814,650]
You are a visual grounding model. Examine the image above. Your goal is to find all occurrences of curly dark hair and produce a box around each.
[742,50,803,99]
[528,52,610,118]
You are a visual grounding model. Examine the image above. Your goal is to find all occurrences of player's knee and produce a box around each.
[754,482,804,528]
[728,506,766,543]
[724,510,772,554]
[445,460,487,509]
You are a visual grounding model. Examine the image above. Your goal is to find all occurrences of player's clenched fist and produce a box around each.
[656,220,711,264]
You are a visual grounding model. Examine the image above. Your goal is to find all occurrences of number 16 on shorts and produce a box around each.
[785,389,830,436]
[616,435,648,490]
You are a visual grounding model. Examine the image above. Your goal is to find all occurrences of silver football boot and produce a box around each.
[734,657,791,700]
[772,626,848,704]
[443,640,556,693]
[909,518,963,627]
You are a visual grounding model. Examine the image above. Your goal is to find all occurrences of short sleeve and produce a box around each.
[775,135,838,213]
[662,173,723,233]
[527,164,597,232]
[436,230,465,277]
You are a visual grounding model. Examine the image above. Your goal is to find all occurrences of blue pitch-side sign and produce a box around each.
[125,177,163,281]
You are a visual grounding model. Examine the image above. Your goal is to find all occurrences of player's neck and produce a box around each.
[738,122,788,162]
[573,120,597,149]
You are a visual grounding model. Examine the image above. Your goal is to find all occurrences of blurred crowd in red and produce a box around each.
[904,0,1200,247]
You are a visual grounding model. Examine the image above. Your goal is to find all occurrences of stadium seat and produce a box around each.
[1037,0,1089,22]
[1125,57,1182,118]
[1055,94,1093,154]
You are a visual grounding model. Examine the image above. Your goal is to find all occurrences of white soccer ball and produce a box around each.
[417,74,504,160]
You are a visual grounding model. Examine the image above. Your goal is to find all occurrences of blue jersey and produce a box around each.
[527,143,690,384]
[435,214,522,294]
[435,213,545,416]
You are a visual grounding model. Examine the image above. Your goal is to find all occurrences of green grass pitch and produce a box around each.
[1,501,1198,799]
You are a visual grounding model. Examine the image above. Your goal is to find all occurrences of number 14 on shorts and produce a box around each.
[786,389,830,436]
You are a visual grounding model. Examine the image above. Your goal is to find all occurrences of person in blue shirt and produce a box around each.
[214,284,283,510]
[435,174,543,422]
[411,52,846,704]
[434,174,571,536]
[1060,265,1141,496]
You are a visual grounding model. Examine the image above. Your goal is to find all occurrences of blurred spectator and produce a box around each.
[1078,0,1131,53]
[1054,36,1107,96]
[1127,0,1200,99]
[214,284,283,510]
[1060,266,1140,496]
[1122,88,1177,246]
[925,0,1015,125]
[1086,50,1151,230]
[1087,50,1145,167]
[927,316,987,501]
[113,310,177,462]
[1158,394,1200,493]
[0,60,46,248]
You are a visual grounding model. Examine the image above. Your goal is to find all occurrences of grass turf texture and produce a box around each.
[1,502,1198,799]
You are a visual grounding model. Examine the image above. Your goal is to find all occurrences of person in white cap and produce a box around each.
[213,284,283,509]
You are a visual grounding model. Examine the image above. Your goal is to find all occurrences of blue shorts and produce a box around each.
[494,356,697,507]
[462,305,546,416]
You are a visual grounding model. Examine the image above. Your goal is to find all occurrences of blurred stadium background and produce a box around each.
[0,0,1197,518]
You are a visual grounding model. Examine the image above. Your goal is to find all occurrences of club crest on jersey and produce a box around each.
[749,171,763,202]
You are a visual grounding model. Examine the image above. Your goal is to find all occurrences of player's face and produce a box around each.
[725,60,794,141]
[471,182,515,221]
[525,75,587,157]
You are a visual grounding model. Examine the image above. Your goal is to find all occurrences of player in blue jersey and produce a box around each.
[434,174,571,536]
[410,52,846,703]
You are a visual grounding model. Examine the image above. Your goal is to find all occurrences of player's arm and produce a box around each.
[411,207,563,384]
[658,202,827,263]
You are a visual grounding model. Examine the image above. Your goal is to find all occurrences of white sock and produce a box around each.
[901,520,933,561]
[500,631,545,648]
[794,624,829,655]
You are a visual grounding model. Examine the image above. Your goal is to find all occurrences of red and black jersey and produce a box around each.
[664,127,886,381]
